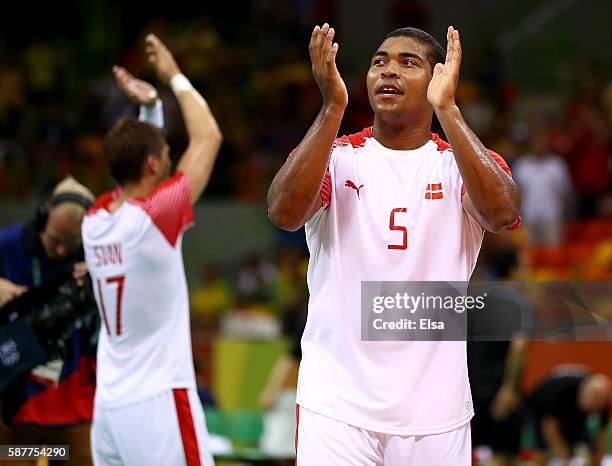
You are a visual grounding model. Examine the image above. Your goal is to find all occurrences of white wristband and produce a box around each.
[138,98,164,129]
[169,74,193,95]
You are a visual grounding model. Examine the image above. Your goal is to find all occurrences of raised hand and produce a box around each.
[427,26,461,112]
[309,23,348,109]
[113,66,158,106]
[144,33,181,85]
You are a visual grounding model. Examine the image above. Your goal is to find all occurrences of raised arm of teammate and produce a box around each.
[267,23,348,231]
[427,26,521,232]
[145,34,222,204]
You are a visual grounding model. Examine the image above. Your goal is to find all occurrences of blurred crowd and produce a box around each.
[189,246,308,336]
[1,1,610,217]
[0,1,333,200]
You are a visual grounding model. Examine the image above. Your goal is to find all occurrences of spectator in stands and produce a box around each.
[528,369,611,466]
[513,127,573,246]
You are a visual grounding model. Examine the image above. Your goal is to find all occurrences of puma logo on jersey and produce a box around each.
[425,183,443,200]
[345,180,364,199]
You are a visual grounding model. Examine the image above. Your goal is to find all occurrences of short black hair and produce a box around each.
[383,27,445,72]
[103,118,167,186]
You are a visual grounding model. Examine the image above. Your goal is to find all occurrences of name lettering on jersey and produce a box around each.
[345,180,364,199]
[425,183,443,200]
[93,243,123,267]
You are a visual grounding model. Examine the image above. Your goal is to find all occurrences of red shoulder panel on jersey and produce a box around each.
[333,127,373,149]
[87,188,120,216]
[131,171,194,246]
[431,133,451,152]
[320,169,332,207]
[346,127,372,148]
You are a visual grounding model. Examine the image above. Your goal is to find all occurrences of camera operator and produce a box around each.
[0,177,97,466]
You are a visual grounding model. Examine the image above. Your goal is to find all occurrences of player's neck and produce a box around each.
[372,114,432,151]
[109,179,157,211]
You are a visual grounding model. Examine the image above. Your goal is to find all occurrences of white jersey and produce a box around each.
[297,127,518,435]
[82,172,196,408]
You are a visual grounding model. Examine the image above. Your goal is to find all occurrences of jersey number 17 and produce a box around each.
[95,275,125,336]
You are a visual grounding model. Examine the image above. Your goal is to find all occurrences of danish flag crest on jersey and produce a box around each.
[425,183,443,200]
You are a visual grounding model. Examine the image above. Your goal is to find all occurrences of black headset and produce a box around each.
[34,193,94,232]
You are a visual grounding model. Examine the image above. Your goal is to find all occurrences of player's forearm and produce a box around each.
[267,104,344,231]
[174,89,223,201]
[435,105,520,230]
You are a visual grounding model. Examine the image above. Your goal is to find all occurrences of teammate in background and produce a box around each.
[0,53,175,466]
[529,370,611,466]
[268,24,521,464]
[82,34,221,466]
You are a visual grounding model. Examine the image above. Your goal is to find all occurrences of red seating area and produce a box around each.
[524,220,612,279]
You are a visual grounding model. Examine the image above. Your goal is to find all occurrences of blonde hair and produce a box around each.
[50,177,95,225]
[52,176,95,202]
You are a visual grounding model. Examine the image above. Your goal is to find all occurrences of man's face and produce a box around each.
[40,205,84,261]
[366,36,433,117]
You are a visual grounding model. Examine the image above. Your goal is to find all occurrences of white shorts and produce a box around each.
[296,405,471,466]
[91,388,214,466]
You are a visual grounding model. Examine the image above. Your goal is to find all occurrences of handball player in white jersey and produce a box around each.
[82,35,222,466]
[268,24,521,465]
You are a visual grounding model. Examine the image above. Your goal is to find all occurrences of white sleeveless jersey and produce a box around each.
[82,172,196,408]
[297,127,518,435]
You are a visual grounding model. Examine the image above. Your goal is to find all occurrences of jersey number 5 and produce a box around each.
[95,275,125,336]
[388,208,407,250]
